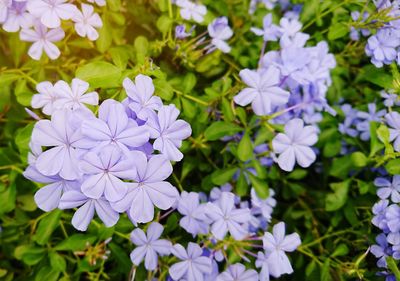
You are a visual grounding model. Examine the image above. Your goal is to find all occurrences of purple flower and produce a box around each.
[217,263,258,281]
[81,99,149,153]
[365,28,400,67]
[31,109,88,180]
[20,23,65,60]
[175,24,194,39]
[356,103,386,141]
[372,199,389,231]
[386,204,400,232]
[80,145,135,202]
[255,251,271,281]
[272,118,318,172]
[251,188,276,221]
[0,0,11,23]
[31,81,58,115]
[111,152,179,223]
[371,233,393,268]
[27,0,78,29]
[169,242,212,281]
[147,104,192,161]
[385,112,400,151]
[375,176,400,203]
[262,222,301,278]
[338,104,359,137]
[207,17,233,53]
[123,74,162,121]
[278,17,302,39]
[130,222,172,270]
[381,91,400,107]
[276,47,311,84]
[176,0,207,23]
[72,3,103,41]
[53,78,99,111]
[205,192,251,240]
[2,1,34,32]
[24,166,79,211]
[59,190,119,231]
[177,191,210,236]
[233,67,290,116]
[251,13,279,42]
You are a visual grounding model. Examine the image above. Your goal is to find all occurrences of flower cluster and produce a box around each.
[232,10,335,172]
[351,0,400,67]
[174,0,234,54]
[1,0,104,60]
[23,74,191,231]
[128,187,301,281]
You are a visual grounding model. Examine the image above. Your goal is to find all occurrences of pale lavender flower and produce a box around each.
[372,199,389,231]
[20,23,65,60]
[251,13,279,42]
[262,222,301,278]
[279,32,309,48]
[27,0,78,28]
[381,91,400,107]
[278,17,302,39]
[272,118,318,172]
[123,74,162,121]
[375,176,400,203]
[24,166,79,211]
[72,3,102,41]
[371,233,393,268]
[277,47,311,84]
[147,104,192,161]
[205,192,251,240]
[255,252,271,281]
[169,242,212,281]
[80,145,135,202]
[233,67,290,116]
[0,0,12,23]
[385,112,400,151]
[59,190,119,231]
[130,222,172,270]
[31,81,59,115]
[2,1,34,32]
[31,109,88,180]
[177,191,209,236]
[365,28,400,67]
[111,151,179,223]
[356,103,386,141]
[386,204,400,233]
[176,0,207,23]
[81,99,149,153]
[217,263,258,281]
[53,78,99,110]
[175,24,194,39]
[207,17,233,53]
[251,188,276,221]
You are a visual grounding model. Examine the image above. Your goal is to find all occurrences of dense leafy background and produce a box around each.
[0,0,398,280]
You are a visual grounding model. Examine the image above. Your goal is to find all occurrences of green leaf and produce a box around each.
[0,181,16,215]
[35,266,60,281]
[387,257,400,280]
[357,65,393,89]
[237,133,253,162]
[54,234,97,251]
[221,98,234,122]
[49,252,66,272]
[134,36,149,64]
[386,159,400,175]
[325,180,350,211]
[109,46,131,69]
[204,122,243,141]
[211,167,237,185]
[76,61,122,88]
[329,156,353,179]
[14,245,45,265]
[370,122,385,156]
[235,172,248,197]
[33,209,62,245]
[96,16,113,53]
[153,78,174,100]
[248,173,269,199]
[109,243,132,273]
[14,79,32,106]
[320,259,332,281]
[182,73,197,94]
[331,244,349,257]
[328,23,348,40]
[156,15,173,35]
[15,123,34,163]
[350,152,368,167]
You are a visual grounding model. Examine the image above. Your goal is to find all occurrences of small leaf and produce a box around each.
[350,152,368,167]
[204,122,242,141]
[211,167,237,185]
[325,180,350,211]
[55,234,97,251]
[76,61,122,88]
[237,133,253,162]
[248,173,269,199]
[33,209,62,245]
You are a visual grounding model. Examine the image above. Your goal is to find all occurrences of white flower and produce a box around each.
[27,0,78,28]
[31,81,59,115]
[72,4,103,41]
[176,0,207,23]
[53,78,99,110]
[20,23,65,60]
